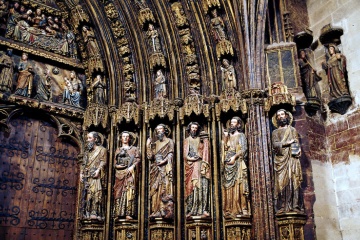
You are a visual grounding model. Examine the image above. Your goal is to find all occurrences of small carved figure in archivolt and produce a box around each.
[221,58,236,90]
[154,69,167,99]
[146,24,161,52]
[0,49,14,93]
[92,74,106,104]
[14,52,34,97]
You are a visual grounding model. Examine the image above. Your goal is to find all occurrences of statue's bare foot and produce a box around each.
[201,211,210,218]
[126,215,133,220]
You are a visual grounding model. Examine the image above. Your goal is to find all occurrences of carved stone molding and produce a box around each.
[215,88,247,120]
[116,102,141,125]
[145,98,175,123]
[83,103,109,129]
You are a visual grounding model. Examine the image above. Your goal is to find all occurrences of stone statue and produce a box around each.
[222,117,250,218]
[0,49,14,93]
[62,71,83,107]
[272,109,302,214]
[146,124,174,219]
[221,58,236,90]
[210,9,226,41]
[298,49,321,101]
[92,74,106,104]
[34,67,52,101]
[82,25,104,72]
[322,44,350,99]
[184,122,211,218]
[146,24,161,52]
[81,131,107,220]
[154,69,166,98]
[14,52,34,97]
[113,131,141,220]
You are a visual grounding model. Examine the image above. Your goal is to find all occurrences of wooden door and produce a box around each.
[0,113,79,240]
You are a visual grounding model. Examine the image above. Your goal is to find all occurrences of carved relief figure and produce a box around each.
[184,122,211,218]
[34,67,52,101]
[0,49,14,93]
[146,124,174,219]
[114,131,141,220]
[146,24,161,52]
[272,109,302,214]
[82,25,104,72]
[81,132,107,220]
[322,44,350,99]
[210,9,226,41]
[14,52,34,97]
[222,117,250,218]
[221,58,236,90]
[154,69,166,98]
[92,74,106,104]
[62,71,82,107]
[298,49,321,100]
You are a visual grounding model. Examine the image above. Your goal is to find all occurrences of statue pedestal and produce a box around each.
[149,219,174,240]
[328,96,352,115]
[186,217,212,240]
[114,219,138,240]
[80,219,104,239]
[224,216,252,240]
[276,212,307,240]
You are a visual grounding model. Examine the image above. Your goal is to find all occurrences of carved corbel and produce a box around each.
[116,102,141,125]
[264,82,296,112]
[83,103,109,129]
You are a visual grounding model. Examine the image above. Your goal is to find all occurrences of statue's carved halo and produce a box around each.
[272,110,294,129]
[225,117,245,132]
[97,132,105,146]
[119,131,137,146]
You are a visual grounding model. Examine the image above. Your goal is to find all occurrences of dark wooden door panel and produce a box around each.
[0,114,79,240]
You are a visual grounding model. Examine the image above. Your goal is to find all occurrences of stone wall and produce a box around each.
[306,0,360,239]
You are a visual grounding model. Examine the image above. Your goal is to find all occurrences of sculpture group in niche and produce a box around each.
[4,3,78,58]
[322,44,350,100]
[62,70,83,107]
[222,117,250,218]
[271,109,303,214]
[113,131,141,220]
[81,131,107,220]
[147,124,174,220]
[184,122,211,219]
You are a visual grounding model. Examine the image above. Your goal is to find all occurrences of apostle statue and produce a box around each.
[222,117,250,218]
[184,122,211,218]
[113,131,141,220]
[80,131,107,220]
[14,52,34,97]
[322,44,350,99]
[146,124,174,219]
[0,49,14,93]
[221,58,236,90]
[272,109,303,214]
